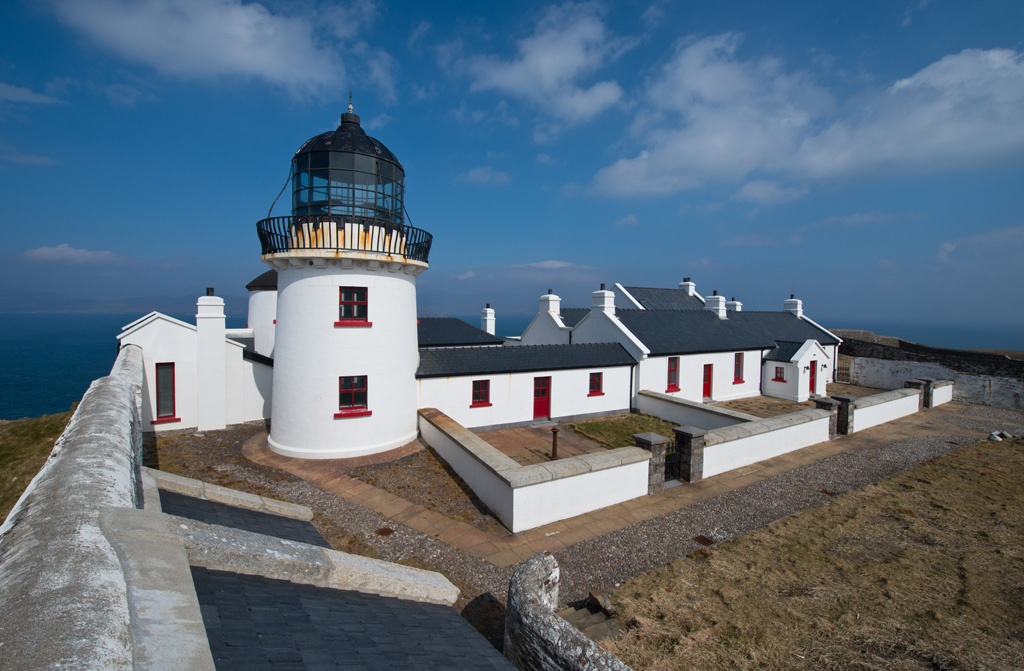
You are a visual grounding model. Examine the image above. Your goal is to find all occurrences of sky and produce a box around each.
[1,0,1023,330]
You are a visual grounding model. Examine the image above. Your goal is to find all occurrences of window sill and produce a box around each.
[470,402,492,408]
[334,320,372,327]
[151,416,181,425]
[733,378,744,385]
[772,377,786,383]
[334,409,372,419]
[587,391,605,397]
[666,385,680,393]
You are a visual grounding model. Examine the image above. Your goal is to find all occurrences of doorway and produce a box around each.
[533,376,551,419]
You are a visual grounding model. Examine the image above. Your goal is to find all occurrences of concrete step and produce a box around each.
[582,619,622,642]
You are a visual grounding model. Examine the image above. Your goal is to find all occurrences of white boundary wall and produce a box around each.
[851,357,1022,410]
[636,389,755,429]
[932,381,953,406]
[851,389,922,433]
[702,409,832,478]
[418,409,649,533]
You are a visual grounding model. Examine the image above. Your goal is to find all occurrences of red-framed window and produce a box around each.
[335,375,372,418]
[666,357,680,392]
[335,287,371,327]
[588,372,604,396]
[773,366,786,382]
[152,362,180,424]
[471,380,491,407]
[733,353,744,384]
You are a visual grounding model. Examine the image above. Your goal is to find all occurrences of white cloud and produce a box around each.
[732,179,809,205]
[44,0,344,95]
[932,226,1024,264]
[593,37,1024,198]
[536,153,556,165]
[613,214,639,227]
[457,166,511,184]
[721,234,781,247]
[511,260,580,270]
[456,271,476,280]
[22,243,127,264]
[0,82,64,105]
[362,114,392,131]
[0,139,60,166]
[460,2,629,124]
[408,20,431,53]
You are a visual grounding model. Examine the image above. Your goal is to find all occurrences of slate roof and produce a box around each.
[159,490,327,547]
[191,567,514,670]
[418,318,504,347]
[417,343,636,378]
[245,269,277,291]
[226,335,274,367]
[623,286,705,310]
[613,309,840,356]
[558,308,589,328]
[765,340,804,362]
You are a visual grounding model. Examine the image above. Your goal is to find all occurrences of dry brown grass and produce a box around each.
[566,414,678,449]
[606,438,1024,670]
[0,407,75,520]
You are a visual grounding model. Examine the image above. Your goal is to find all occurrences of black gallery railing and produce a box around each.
[257,215,432,264]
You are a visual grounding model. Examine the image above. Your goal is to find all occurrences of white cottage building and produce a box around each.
[118,109,841,463]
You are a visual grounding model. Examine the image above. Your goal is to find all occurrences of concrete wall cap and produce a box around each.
[144,467,314,521]
[640,389,760,422]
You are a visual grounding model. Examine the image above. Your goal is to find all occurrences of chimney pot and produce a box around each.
[713,290,718,296]
[206,287,215,296]
[486,303,490,309]
[791,294,795,299]
[548,289,552,295]
[600,283,606,290]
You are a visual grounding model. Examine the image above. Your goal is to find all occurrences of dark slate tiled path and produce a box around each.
[159,490,330,547]
[191,567,515,670]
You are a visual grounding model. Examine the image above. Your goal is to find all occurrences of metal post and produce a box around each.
[551,427,559,460]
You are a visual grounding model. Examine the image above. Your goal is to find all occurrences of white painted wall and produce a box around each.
[635,391,750,430]
[417,365,633,429]
[513,461,648,530]
[932,382,953,406]
[570,311,648,361]
[268,260,421,459]
[247,289,277,356]
[516,312,570,345]
[638,351,761,403]
[761,358,799,401]
[196,296,227,431]
[852,391,922,433]
[851,357,1020,409]
[118,314,198,431]
[703,413,832,478]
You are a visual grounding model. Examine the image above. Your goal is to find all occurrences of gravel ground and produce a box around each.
[150,403,1022,650]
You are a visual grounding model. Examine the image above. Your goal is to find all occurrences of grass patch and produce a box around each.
[565,414,677,449]
[0,407,76,521]
[606,437,1024,670]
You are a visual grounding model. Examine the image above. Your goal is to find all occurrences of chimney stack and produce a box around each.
[679,277,697,296]
[591,288,615,316]
[540,291,561,318]
[705,291,727,318]
[725,297,743,312]
[481,303,495,335]
[784,294,803,318]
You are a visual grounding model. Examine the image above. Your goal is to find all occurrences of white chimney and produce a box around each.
[591,285,615,316]
[725,297,743,312]
[679,277,697,296]
[196,289,226,431]
[539,290,560,318]
[481,303,495,335]
[784,294,803,318]
[705,290,727,318]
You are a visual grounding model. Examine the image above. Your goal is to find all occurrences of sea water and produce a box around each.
[1,313,1020,421]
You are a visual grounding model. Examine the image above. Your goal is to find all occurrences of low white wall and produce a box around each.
[851,357,1022,410]
[932,381,953,406]
[852,389,921,433]
[703,410,832,478]
[637,390,755,429]
[418,409,649,533]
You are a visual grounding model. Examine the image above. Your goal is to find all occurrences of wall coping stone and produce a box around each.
[852,388,920,409]
[638,389,760,422]
[145,467,313,521]
[703,408,830,447]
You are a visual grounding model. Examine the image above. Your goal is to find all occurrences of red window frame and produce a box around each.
[471,380,492,407]
[733,353,744,384]
[588,372,604,396]
[152,362,180,424]
[666,357,680,392]
[335,375,372,418]
[335,287,371,327]
[773,366,786,382]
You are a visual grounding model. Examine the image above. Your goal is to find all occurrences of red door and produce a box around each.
[702,364,713,399]
[533,377,551,419]
[809,360,817,395]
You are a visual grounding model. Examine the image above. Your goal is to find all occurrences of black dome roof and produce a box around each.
[293,110,402,169]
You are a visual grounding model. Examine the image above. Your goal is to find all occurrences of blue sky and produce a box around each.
[1,0,1023,329]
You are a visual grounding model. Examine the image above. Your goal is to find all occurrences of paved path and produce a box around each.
[244,402,983,569]
[475,425,608,466]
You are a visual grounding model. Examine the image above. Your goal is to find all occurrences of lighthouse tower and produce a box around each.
[256,104,431,458]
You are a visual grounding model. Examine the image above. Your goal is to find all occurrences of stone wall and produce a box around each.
[504,553,632,671]
[0,345,144,670]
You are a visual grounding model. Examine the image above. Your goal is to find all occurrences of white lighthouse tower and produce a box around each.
[256,104,431,459]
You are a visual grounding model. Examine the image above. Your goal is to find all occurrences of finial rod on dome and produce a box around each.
[348,90,353,114]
